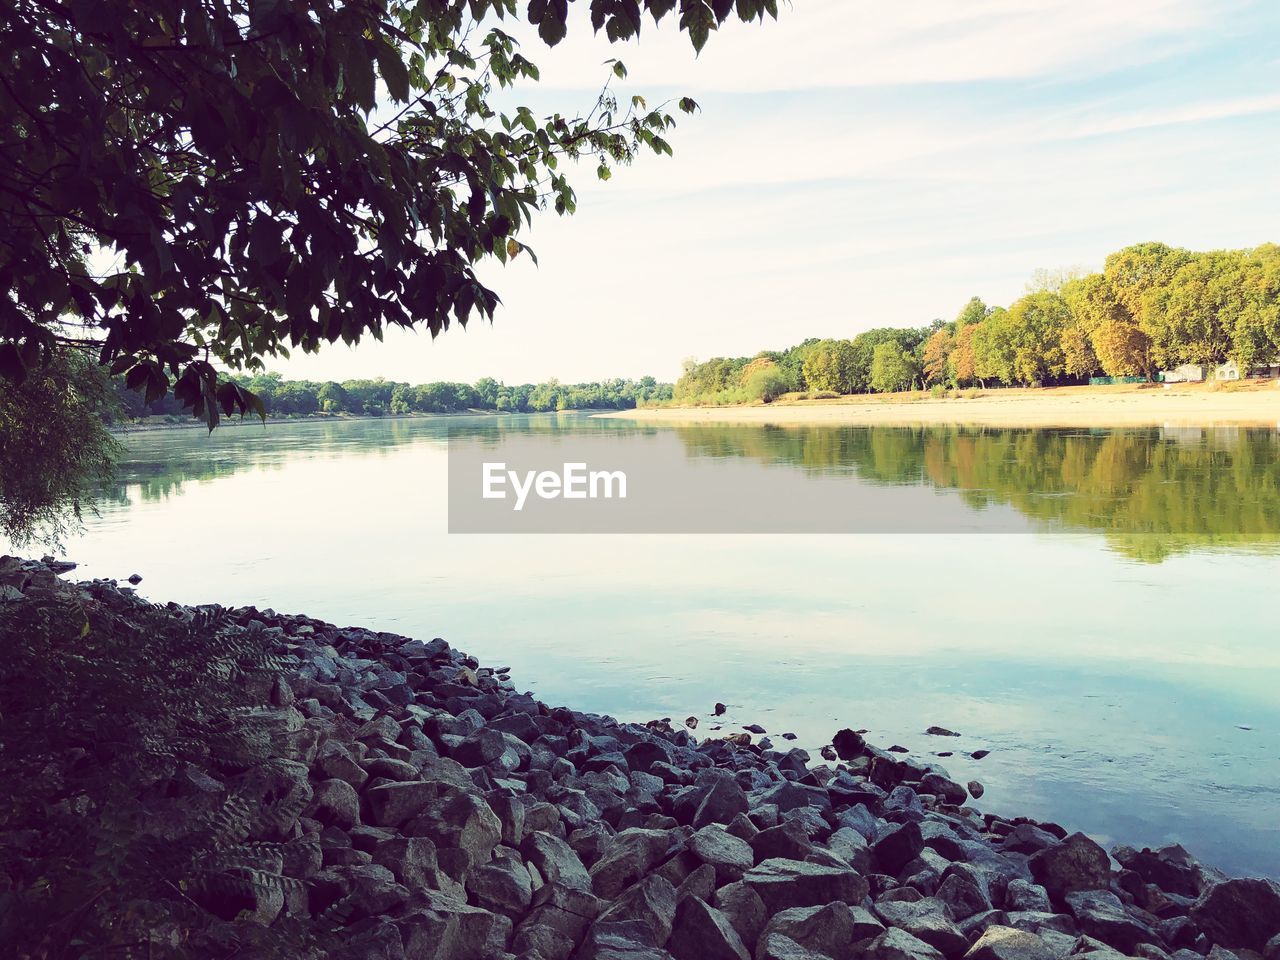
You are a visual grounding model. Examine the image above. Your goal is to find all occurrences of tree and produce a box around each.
[1,0,777,429]
[316,381,351,413]
[801,340,857,393]
[1064,273,1151,377]
[920,328,954,385]
[1004,291,1069,385]
[949,323,979,386]
[870,342,917,393]
[0,351,120,545]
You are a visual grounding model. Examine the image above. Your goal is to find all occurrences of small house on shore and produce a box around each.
[1160,360,1280,382]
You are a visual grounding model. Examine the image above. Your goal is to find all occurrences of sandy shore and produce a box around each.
[603,383,1280,428]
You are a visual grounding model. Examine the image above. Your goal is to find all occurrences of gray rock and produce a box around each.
[366,779,443,827]
[407,789,501,865]
[1005,880,1052,914]
[306,777,361,829]
[968,781,985,800]
[316,739,369,787]
[467,856,534,918]
[595,874,679,945]
[1190,877,1280,951]
[371,836,459,897]
[399,889,513,960]
[758,901,884,959]
[751,821,814,864]
[860,927,946,960]
[693,776,750,828]
[591,828,682,899]
[936,872,993,921]
[826,826,873,874]
[689,825,754,883]
[668,896,749,960]
[1064,889,1156,952]
[578,919,671,959]
[712,880,769,947]
[741,858,870,914]
[523,830,594,892]
[964,926,1058,960]
[874,821,925,875]
[1028,833,1110,901]
[676,863,717,904]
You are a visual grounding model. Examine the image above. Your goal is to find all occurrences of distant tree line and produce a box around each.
[114,373,673,419]
[676,242,1280,403]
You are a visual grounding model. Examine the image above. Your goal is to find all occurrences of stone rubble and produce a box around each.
[6,559,1279,960]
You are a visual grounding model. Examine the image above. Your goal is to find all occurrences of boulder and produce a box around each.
[758,901,884,959]
[1028,834,1109,901]
[467,857,534,918]
[860,927,946,960]
[693,776,750,829]
[964,926,1058,960]
[523,831,594,892]
[1190,878,1280,951]
[712,881,769,947]
[667,896,749,960]
[1064,889,1156,952]
[741,858,869,914]
[689,825,754,883]
[874,822,925,875]
[595,875,679,945]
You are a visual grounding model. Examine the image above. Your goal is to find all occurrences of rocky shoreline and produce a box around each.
[4,559,1279,960]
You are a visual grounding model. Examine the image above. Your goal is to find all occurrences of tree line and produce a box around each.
[675,242,1280,403]
[115,373,673,420]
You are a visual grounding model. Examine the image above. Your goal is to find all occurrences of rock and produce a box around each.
[971,751,990,760]
[1264,933,1280,960]
[936,871,993,921]
[366,780,442,827]
[676,863,717,904]
[758,901,884,959]
[127,573,143,584]
[833,728,867,759]
[968,781,985,799]
[688,825,754,883]
[964,926,1058,960]
[523,830,593,892]
[861,927,946,960]
[743,724,766,735]
[741,858,869,914]
[371,836,457,896]
[399,890,513,960]
[306,778,361,829]
[577,919,668,959]
[925,727,961,737]
[1064,889,1156,952]
[467,856,534,918]
[751,820,813,863]
[1005,880,1052,913]
[686,717,699,730]
[1028,833,1110,901]
[693,776,750,829]
[1190,878,1280,950]
[712,881,768,947]
[874,821,925,875]
[591,828,681,899]
[595,875,679,945]
[714,703,727,716]
[1113,845,1211,898]
[407,789,501,864]
[668,896,749,960]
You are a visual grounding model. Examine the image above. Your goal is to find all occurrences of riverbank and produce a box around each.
[609,382,1280,428]
[111,407,633,433]
[2,559,1277,959]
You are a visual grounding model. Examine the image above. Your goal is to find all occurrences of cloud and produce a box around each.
[518,0,1214,92]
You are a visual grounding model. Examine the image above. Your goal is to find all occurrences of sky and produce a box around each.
[277,0,1280,386]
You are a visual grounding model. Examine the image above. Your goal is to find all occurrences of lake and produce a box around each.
[56,414,1280,877]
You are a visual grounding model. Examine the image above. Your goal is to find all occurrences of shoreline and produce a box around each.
[110,407,624,434]
[605,383,1280,429]
[5,557,1277,958]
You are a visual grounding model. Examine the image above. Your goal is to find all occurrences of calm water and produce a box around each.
[54,415,1280,877]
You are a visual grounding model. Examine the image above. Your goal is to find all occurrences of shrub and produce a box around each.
[0,581,301,958]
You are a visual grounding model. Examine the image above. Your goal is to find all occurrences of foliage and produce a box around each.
[869,341,917,393]
[0,586,300,958]
[0,350,121,547]
[1,0,776,428]
[801,340,857,394]
[117,371,670,419]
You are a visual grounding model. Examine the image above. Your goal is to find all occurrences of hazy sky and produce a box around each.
[277,0,1280,386]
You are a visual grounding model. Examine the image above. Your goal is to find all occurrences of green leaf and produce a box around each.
[375,40,411,103]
